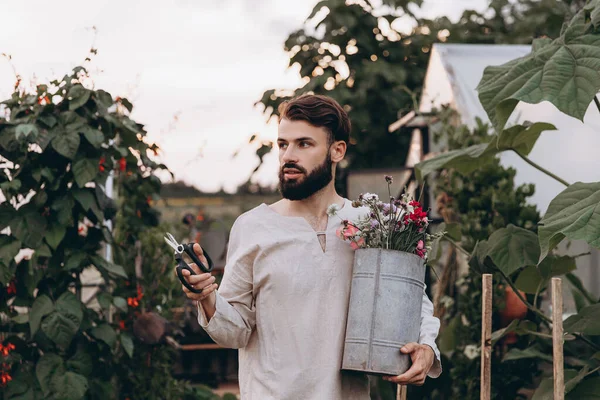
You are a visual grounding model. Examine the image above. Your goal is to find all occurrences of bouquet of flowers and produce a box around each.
[328,175,444,259]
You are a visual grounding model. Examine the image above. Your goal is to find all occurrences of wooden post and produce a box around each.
[396,384,407,400]
[481,274,492,400]
[552,278,564,400]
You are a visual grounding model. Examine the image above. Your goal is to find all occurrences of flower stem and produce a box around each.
[443,237,471,258]
[594,96,600,114]
[513,150,570,187]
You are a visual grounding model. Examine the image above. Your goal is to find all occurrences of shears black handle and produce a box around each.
[175,243,214,294]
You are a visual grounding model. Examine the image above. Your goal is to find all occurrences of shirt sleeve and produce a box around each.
[197,215,257,349]
[418,285,442,378]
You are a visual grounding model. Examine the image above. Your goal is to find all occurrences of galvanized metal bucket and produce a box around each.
[342,248,425,376]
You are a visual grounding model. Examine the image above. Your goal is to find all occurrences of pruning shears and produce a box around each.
[164,232,214,294]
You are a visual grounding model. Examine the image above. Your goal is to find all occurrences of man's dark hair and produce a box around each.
[278,94,351,145]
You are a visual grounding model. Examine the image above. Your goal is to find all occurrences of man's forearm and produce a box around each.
[200,296,216,320]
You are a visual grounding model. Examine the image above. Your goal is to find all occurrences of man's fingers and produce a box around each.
[401,342,419,354]
[181,283,218,301]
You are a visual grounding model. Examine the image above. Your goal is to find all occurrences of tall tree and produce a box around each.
[255,0,581,193]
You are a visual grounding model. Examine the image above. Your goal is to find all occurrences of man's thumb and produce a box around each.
[401,342,418,353]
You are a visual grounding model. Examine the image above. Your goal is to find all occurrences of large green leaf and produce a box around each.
[51,130,80,159]
[485,224,540,276]
[120,332,134,358]
[477,7,600,131]
[30,294,54,337]
[81,126,104,148]
[415,123,555,180]
[41,292,83,349]
[66,347,93,377]
[72,189,95,211]
[564,303,600,335]
[12,209,47,248]
[15,123,39,140]
[0,203,17,230]
[503,347,553,363]
[51,372,88,400]
[585,0,600,30]
[72,158,98,187]
[538,182,600,262]
[44,225,66,250]
[0,235,21,269]
[568,377,600,399]
[515,256,577,294]
[41,312,80,349]
[90,255,128,279]
[64,251,88,271]
[532,370,578,400]
[67,84,91,111]
[36,353,64,397]
[51,196,75,226]
[90,323,117,347]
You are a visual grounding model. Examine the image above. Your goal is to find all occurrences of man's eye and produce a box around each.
[278,143,287,149]
[300,142,310,147]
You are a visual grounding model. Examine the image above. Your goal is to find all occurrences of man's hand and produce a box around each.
[175,244,218,307]
[382,343,435,386]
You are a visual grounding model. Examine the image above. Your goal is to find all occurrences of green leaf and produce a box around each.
[51,196,75,226]
[515,256,577,294]
[60,111,87,132]
[68,84,91,111]
[72,158,98,187]
[538,182,600,262]
[532,370,578,400]
[12,209,47,248]
[120,98,133,112]
[12,313,29,324]
[0,203,17,230]
[468,240,494,274]
[503,347,553,363]
[51,372,88,400]
[120,332,134,358]
[564,303,600,335]
[0,235,21,269]
[36,353,65,397]
[477,7,600,131]
[415,123,555,180]
[39,114,57,128]
[30,295,54,337]
[90,324,117,347]
[45,225,66,250]
[15,124,38,140]
[65,251,88,270]
[585,0,600,30]
[81,126,103,148]
[41,312,80,349]
[113,296,127,312]
[567,377,600,399]
[90,255,128,279]
[491,319,520,345]
[96,292,112,310]
[72,189,95,211]
[66,347,93,376]
[56,291,83,321]
[485,224,540,276]
[51,130,80,159]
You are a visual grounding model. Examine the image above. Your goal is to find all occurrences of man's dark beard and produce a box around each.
[278,153,333,201]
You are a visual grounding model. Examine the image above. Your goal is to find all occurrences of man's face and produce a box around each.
[277,119,333,201]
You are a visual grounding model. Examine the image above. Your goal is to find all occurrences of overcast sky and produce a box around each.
[0,0,487,193]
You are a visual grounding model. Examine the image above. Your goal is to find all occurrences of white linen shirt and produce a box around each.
[198,198,442,400]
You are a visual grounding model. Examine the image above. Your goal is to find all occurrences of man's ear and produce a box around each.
[330,140,347,163]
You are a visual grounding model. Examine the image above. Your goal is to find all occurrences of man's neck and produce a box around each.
[281,184,344,219]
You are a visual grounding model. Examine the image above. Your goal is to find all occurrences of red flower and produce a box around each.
[127,297,139,308]
[118,320,126,330]
[6,281,16,296]
[99,156,106,172]
[0,371,11,386]
[0,343,15,357]
[119,157,126,172]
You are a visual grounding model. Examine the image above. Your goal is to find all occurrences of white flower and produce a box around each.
[463,344,480,360]
[326,203,341,216]
[362,192,379,201]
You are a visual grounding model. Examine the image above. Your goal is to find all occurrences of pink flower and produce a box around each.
[416,240,426,258]
[350,237,365,250]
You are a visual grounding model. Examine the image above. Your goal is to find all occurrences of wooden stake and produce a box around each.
[552,277,564,400]
[481,274,492,400]
[396,384,407,400]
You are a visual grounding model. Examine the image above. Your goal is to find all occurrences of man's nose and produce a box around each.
[281,145,299,163]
